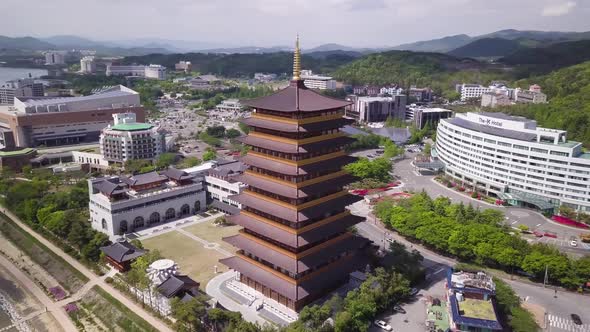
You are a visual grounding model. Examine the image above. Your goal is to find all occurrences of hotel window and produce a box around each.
[531,148,548,154]
[514,145,529,151]
[550,151,569,157]
[498,142,511,147]
[484,139,496,144]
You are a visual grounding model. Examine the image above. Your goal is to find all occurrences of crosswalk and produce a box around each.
[549,314,590,332]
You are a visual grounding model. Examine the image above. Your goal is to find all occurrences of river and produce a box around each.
[0,67,48,85]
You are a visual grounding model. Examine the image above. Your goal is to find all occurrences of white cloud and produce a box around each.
[542,1,576,16]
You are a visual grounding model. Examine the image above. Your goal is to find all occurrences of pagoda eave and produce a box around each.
[241,117,354,133]
[241,154,358,176]
[238,173,357,199]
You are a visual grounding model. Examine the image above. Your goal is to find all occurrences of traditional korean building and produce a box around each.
[220,37,369,311]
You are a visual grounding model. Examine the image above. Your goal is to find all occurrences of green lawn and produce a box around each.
[459,298,497,321]
[183,219,241,253]
[142,231,230,286]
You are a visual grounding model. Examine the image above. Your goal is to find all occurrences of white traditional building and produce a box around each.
[205,159,247,214]
[300,70,337,90]
[216,99,243,112]
[436,112,590,213]
[88,168,206,239]
[100,113,165,164]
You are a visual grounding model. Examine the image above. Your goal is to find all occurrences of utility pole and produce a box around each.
[543,265,549,288]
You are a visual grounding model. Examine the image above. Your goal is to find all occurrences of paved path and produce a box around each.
[176,228,233,257]
[355,210,590,330]
[136,212,223,240]
[0,207,173,332]
[0,255,77,332]
[393,153,590,255]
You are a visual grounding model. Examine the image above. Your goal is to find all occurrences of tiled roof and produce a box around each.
[122,171,168,186]
[243,80,351,112]
[241,117,353,133]
[100,241,146,263]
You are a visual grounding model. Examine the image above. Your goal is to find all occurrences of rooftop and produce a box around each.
[110,123,154,131]
[0,148,35,157]
[478,112,530,123]
[100,240,146,263]
[244,80,350,112]
[458,298,497,321]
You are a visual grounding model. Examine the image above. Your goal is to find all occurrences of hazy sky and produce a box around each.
[2,0,590,48]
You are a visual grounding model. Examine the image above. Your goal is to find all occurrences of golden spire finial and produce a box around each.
[293,34,301,81]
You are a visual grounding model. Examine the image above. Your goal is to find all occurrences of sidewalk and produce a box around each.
[0,207,173,332]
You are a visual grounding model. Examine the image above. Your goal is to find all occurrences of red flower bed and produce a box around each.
[552,215,590,229]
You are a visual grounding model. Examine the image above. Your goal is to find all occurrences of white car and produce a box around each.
[374,320,393,331]
[571,240,578,247]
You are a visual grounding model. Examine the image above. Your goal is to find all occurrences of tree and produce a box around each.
[206,126,226,138]
[156,152,177,169]
[203,148,217,161]
[81,232,110,262]
[423,143,431,156]
[225,128,241,139]
[124,159,153,174]
[238,122,250,134]
[344,157,392,182]
[179,157,202,168]
[171,297,207,332]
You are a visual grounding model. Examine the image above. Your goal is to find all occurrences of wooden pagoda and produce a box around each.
[220,37,369,311]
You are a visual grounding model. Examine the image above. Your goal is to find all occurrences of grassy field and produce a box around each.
[79,286,159,332]
[183,219,241,253]
[142,230,231,286]
[0,214,88,292]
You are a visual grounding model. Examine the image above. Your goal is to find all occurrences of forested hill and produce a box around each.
[122,52,358,77]
[493,61,590,146]
[331,50,510,97]
[500,40,590,77]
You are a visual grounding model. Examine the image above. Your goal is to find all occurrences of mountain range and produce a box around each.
[1,29,589,59]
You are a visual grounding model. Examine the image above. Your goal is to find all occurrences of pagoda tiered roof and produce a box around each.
[227,212,363,248]
[237,135,355,154]
[231,191,362,223]
[241,116,354,132]
[241,154,357,176]
[238,172,356,199]
[243,80,351,112]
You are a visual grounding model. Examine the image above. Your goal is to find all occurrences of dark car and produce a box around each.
[571,314,582,325]
[393,305,406,314]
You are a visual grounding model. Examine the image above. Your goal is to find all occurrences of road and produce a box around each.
[0,255,77,332]
[355,215,590,332]
[0,208,173,332]
[394,153,590,256]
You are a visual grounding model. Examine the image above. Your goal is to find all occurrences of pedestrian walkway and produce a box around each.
[136,212,222,240]
[0,206,173,332]
[0,309,46,332]
[548,314,590,332]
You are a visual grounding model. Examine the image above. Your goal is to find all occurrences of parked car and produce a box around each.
[410,288,419,296]
[533,231,544,237]
[571,237,578,247]
[374,320,393,331]
[571,314,582,325]
[393,305,406,314]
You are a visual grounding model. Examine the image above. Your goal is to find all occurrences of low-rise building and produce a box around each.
[88,168,206,239]
[516,89,547,104]
[106,64,167,80]
[409,87,433,102]
[0,78,45,105]
[146,259,200,315]
[458,84,492,101]
[216,99,242,112]
[80,56,96,74]
[481,92,511,108]
[353,85,381,96]
[412,107,453,129]
[0,148,36,172]
[300,70,336,90]
[205,159,247,215]
[174,61,192,73]
[380,86,404,96]
[355,95,407,123]
[100,113,165,164]
[0,85,143,148]
[45,52,65,65]
[447,269,502,331]
[100,240,146,272]
[254,73,277,82]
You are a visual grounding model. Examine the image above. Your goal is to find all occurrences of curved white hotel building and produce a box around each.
[436,112,590,213]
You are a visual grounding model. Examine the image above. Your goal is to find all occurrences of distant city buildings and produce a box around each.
[100,113,166,164]
[0,85,143,148]
[353,85,381,96]
[408,86,433,102]
[181,75,222,90]
[45,52,65,65]
[215,99,243,112]
[481,92,511,108]
[300,69,336,90]
[174,61,192,73]
[352,95,407,123]
[481,84,547,108]
[0,78,44,105]
[80,56,96,74]
[457,83,492,101]
[89,168,206,239]
[254,73,277,82]
[106,64,167,80]
[380,85,403,96]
